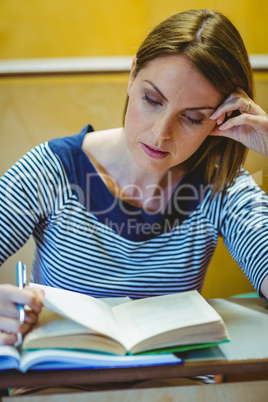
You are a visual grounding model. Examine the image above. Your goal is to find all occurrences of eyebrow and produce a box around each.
[144,80,217,111]
[145,80,168,102]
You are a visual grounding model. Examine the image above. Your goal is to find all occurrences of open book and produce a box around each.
[20,285,229,356]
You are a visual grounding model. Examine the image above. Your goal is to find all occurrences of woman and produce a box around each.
[1,9,268,346]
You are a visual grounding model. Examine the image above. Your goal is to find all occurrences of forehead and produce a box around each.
[137,55,223,104]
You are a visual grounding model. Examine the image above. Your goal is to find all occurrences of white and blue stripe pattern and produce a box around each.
[1,126,267,299]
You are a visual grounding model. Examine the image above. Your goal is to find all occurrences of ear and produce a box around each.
[209,125,221,137]
[127,57,137,96]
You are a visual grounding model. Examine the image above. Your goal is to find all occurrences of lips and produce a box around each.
[141,143,169,159]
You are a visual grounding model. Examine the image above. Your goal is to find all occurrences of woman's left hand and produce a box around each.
[209,88,268,158]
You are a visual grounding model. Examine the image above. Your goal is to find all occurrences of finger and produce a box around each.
[0,312,38,335]
[0,302,43,323]
[0,316,21,334]
[210,99,241,120]
[210,88,256,120]
[27,286,45,301]
[0,301,19,319]
[0,331,18,346]
[3,285,44,313]
[0,286,43,344]
[218,113,254,131]
[25,290,44,314]
[24,309,40,325]
[19,320,36,335]
[216,113,226,126]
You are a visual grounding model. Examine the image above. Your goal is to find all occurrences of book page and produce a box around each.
[113,291,222,351]
[30,284,121,341]
[0,346,20,370]
[23,307,93,346]
[19,348,182,372]
[101,297,131,307]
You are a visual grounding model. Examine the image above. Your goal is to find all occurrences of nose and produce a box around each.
[152,115,173,139]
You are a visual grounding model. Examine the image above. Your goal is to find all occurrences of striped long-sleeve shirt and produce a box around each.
[1,125,267,298]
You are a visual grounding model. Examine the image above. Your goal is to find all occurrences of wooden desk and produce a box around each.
[0,356,267,389]
[0,359,267,402]
[1,297,268,401]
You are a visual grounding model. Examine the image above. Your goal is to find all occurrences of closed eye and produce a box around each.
[185,116,203,125]
[142,94,162,106]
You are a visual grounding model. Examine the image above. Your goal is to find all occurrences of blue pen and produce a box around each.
[16,261,27,345]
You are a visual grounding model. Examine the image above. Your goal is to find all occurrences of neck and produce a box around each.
[113,132,185,212]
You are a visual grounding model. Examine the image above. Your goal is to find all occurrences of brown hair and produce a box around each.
[123,9,253,193]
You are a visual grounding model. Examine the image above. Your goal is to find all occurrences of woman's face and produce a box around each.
[124,55,223,173]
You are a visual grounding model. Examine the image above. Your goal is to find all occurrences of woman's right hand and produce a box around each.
[209,88,268,158]
[0,284,44,345]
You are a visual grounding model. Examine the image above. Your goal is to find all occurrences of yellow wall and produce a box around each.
[0,0,268,59]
